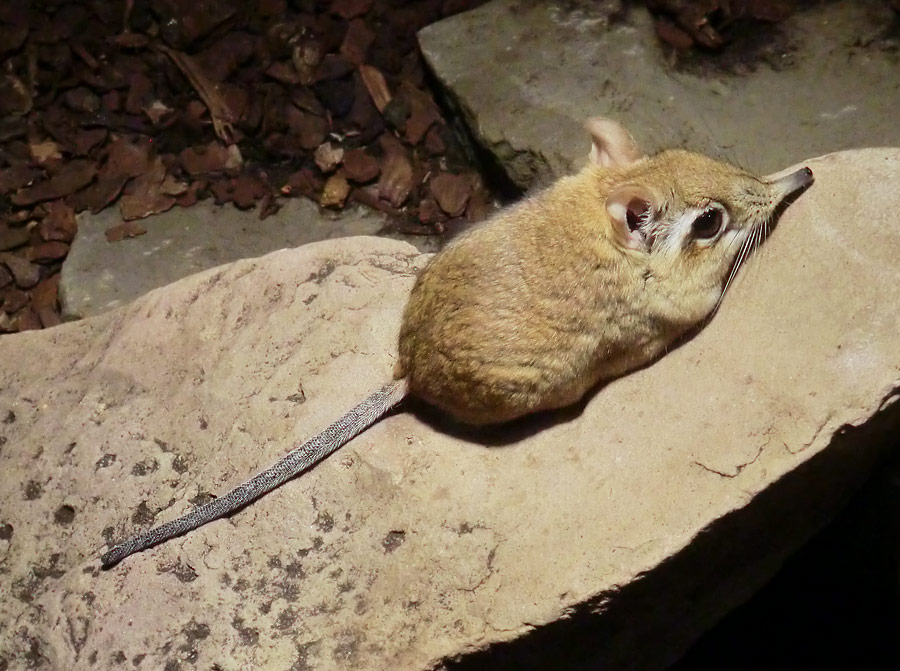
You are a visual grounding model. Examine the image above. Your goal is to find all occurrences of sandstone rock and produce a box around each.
[419,0,900,189]
[1,150,898,670]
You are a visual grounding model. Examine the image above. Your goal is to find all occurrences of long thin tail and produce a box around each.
[101,380,408,568]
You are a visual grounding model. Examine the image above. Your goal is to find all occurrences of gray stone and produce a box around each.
[419,0,900,188]
[59,198,439,320]
[1,150,898,670]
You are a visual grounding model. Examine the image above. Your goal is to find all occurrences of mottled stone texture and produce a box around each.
[1,151,898,670]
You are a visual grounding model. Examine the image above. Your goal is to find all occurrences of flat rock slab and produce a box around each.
[1,150,899,670]
[419,0,900,188]
[60,198,439,320]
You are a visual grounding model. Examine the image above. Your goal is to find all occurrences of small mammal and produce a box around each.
[101,118,813,567]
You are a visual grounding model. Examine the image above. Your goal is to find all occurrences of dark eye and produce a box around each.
[692,208,723,240]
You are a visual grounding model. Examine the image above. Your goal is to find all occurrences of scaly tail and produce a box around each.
[101,379,408,568]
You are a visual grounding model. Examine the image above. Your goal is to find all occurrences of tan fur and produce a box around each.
[396,122,812,425]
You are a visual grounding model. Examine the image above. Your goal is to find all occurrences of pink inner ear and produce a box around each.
[625,198,650,232]
[607,191,653,251]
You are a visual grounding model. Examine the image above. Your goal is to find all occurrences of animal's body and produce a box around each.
[101,118,813,567]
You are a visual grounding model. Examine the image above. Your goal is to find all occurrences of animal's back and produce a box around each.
[397,175,638,425]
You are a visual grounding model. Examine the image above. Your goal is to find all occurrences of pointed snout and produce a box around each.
[763,166,814,200]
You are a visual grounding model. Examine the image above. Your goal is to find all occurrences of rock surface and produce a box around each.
[419,0,900,188]
[59,198,439,320]
[1,150,899,670]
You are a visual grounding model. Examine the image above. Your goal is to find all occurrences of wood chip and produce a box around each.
[360,65,391,112]
[343,148,380,183]
[119,156,176,221]
[0,253,41,289]
[286,107,329,150]
[340,18,375,66]
[314,142,345,173]
[105,221,147,242]
[402,82,441,145]
[330,0,373,20]
[38,201,78,243]
[14,308,41,332]
[232,174,268,209]
[282,168,322,199]
[27,241,69,263]
[429,172,473,217]
[655,18,694,50]
[320,172,351,208]
[12,160,97,206]
[376,151,414,209]
[0,165,38,194]
[180,142,233,176]
[31,274,60,311]
[1,288,29,314]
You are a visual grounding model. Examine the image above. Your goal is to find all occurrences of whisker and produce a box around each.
[714,233,752,314]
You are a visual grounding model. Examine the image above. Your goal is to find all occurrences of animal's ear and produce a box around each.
[585,117,643,169]
[606,185,656,252]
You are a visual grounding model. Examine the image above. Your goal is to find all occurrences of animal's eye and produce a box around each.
[692,208,723,240]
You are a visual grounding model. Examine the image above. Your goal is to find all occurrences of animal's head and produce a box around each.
[585,117,813,302]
